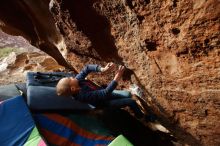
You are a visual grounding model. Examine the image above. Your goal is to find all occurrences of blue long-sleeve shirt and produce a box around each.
[74,64,118,104]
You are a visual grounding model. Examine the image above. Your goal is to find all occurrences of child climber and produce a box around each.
[56,63,144,118]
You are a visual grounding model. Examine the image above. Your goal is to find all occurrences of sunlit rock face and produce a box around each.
[0,49,64,85]
[0,0,219,145]
[0,51,64,85]
[0,31,64,85]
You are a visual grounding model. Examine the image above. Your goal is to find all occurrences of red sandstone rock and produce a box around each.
[0,0,219,145]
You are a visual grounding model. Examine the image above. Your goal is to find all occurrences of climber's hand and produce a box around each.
[114,65,125,82]
[101,62,116,73]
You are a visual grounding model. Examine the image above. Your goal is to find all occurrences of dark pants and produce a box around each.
[99,90,144,118]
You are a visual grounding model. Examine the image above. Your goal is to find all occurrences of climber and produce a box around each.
[56,63,144,118]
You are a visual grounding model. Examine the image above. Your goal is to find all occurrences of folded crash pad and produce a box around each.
[27,86,94,110]
[26,72,95,111]
[27,72,74,87]
[0,96,36,146]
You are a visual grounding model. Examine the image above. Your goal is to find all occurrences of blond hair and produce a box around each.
[56,78,71,96]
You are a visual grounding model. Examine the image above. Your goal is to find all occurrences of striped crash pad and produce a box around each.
[34,113,115,146]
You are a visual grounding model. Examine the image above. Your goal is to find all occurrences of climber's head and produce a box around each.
[56,77,80,96]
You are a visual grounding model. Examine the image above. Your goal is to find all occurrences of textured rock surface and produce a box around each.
[49,0,220,145]
[0,31,64,85]
[0,0,219,145]
[0,50,64,85]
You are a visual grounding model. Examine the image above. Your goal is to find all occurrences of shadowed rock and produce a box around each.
[0,0,76,72]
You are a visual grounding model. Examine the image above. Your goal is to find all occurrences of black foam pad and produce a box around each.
[27,72,74,87]
[27,86,94,110]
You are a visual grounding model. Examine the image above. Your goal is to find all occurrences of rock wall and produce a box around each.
[49,0,220,145]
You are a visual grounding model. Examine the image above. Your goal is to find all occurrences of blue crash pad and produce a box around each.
[0,96,35,146]
[27,86,94,110]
